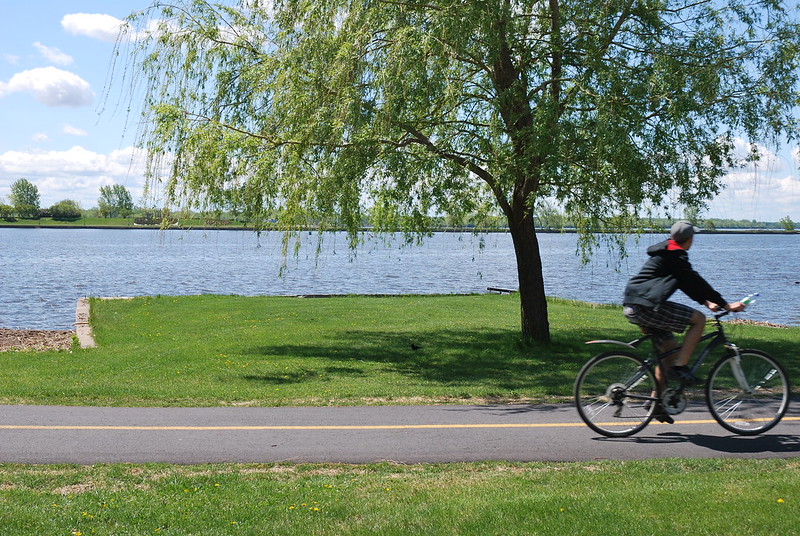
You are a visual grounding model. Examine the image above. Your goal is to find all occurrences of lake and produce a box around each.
[1,228,798,330]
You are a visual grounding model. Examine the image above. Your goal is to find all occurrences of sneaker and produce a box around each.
[652,404,675,424]
[668,365,703,386]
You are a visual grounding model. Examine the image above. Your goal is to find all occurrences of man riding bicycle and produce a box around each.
[622,221,745,422]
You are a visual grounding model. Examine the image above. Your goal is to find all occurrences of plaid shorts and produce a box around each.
[622,302,696,346]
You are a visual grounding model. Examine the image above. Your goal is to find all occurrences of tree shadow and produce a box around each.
[242,365,366,384]
[237,326,607,394]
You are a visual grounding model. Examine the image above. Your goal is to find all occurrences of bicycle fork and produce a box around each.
[725,345,779,395]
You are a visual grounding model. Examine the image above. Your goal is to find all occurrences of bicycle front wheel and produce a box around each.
[706,349,790,435]
[574,352,657,437]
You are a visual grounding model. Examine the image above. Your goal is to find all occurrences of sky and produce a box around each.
[1,1,799,222]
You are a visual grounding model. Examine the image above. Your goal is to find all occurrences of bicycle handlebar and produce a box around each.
[712,292,758,320]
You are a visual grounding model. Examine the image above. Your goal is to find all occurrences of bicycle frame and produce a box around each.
[656,324,729,376]
[578,308,790,436]
[586,312,740,397]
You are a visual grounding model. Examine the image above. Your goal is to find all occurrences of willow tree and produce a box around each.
[121,0,800,342]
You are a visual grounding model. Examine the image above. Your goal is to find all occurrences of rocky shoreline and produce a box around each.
[0,329,75,352]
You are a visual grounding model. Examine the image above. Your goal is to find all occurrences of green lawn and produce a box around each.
[1,459,798,535]
[1,294,797,535]
[1,294,796,406]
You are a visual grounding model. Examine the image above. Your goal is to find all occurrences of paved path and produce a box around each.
[1,403,798,464]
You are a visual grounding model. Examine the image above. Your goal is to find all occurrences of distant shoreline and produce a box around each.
[0,223,797,234]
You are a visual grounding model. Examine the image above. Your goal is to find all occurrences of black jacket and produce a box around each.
[623,240,727,310]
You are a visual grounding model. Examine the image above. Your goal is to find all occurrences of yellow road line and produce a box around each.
[1,417,797,431]
[1,423,584,431]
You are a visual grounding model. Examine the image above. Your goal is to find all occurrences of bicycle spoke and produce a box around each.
[706,350,790,435]
[575,353,656,437]
[713,398,743,421]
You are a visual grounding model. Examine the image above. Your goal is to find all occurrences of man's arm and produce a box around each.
[672,253,728,307]
[706,300,746,312]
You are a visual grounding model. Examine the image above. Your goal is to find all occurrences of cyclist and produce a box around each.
[622,221,745,422]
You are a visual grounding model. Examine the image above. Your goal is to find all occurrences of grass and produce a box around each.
[1,295,798,535]
[1,459,798,535]
[1,294,796,406]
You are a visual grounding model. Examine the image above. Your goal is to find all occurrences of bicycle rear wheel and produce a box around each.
[574,352,657,437]
[706,349,790,435]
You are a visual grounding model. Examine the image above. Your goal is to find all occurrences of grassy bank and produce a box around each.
[1,294,796,406]
[1,459,798,535]
[1,295,798,535]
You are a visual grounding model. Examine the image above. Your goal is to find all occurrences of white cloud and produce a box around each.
[61,13,127,42]
[0,146,148,207]
[709,141,800,220]
[62,124,88,136]
[33,42,73,66]
[3,53,20,65]
[0,67,94,107]
[32,132,49,143]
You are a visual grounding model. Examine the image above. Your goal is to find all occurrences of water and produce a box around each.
[1,228,798,330]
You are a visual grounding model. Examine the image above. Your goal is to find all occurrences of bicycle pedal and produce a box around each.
[653,411,675,424]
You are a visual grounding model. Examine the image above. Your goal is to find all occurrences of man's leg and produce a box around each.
[654,338,678,395]
[650,337,677,424]
[674,310,706,367]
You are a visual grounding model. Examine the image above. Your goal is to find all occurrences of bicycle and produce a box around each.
[574,308,791,438]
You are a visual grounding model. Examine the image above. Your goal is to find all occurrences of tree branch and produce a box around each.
[400,123,511,217]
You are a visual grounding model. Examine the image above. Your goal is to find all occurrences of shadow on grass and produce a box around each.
[237,325,638,395]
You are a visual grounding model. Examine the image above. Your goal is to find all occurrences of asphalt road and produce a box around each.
[1,403,798,464]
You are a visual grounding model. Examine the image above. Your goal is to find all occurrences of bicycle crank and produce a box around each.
[661,388,688,415]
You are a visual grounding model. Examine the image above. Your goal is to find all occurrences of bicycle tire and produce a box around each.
[574,352,657,437]
[705,349,790,435]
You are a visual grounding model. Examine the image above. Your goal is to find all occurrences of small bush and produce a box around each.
[49,200,83,221]
[0,203,15,221]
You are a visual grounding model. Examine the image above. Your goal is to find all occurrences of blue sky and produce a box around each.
[1,1,799,222]
[0,1,152,209]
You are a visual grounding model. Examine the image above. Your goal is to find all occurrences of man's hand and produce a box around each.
[726,301,746,312]
[706,301,745,312]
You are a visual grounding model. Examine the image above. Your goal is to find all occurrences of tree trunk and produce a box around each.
[508,211,550,343]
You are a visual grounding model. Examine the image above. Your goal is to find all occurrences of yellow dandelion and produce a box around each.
[778,499,785,503]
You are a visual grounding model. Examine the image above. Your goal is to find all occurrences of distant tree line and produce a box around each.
[530,201,796,232]
[0,179,137,222]
[0,177,795,232]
